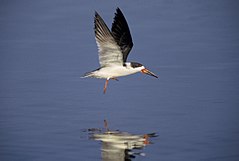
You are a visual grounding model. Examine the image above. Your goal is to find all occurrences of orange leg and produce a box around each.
[103,78,118,94]
[103,79,109,94]
[143,134,150,145]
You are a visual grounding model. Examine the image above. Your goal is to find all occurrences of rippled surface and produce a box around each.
[1,0,239,161]
[86,121,158,161]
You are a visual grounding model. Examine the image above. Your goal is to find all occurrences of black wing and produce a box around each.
[111,8,133,63]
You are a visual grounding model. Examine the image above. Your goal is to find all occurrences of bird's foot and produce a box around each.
[111,77,119,81]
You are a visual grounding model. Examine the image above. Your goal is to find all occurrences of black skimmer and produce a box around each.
[82,8,158,93]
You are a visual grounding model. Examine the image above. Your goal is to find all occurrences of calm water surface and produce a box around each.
[1,0,239,161]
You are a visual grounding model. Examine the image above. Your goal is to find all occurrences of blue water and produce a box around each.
[1,0,239,161]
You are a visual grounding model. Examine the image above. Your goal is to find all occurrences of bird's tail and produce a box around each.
[81,68,101,78]
[80,71,94,78]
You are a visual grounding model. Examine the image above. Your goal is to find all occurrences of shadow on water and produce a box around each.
[83,120,158,161]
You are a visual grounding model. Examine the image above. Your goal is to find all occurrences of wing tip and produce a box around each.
[116,7,122,14]
[95,11,99,18]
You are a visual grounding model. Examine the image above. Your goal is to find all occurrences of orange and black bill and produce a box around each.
[141,68,158,78]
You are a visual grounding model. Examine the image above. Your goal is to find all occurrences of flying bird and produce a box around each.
[82,8,158,93]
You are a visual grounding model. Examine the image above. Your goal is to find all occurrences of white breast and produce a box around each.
[93,65,143,79]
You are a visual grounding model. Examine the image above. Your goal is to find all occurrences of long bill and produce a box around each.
[141,68,158,78]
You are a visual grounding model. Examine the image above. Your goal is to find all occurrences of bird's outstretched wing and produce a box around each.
[95,12,123,67]
[111,8,133,63]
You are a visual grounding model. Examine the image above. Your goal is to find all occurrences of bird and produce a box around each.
[82,8,158,94]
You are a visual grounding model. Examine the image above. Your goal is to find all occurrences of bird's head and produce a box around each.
[130,62,158,78]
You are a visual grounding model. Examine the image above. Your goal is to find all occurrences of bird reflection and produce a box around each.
[88,120,158,161]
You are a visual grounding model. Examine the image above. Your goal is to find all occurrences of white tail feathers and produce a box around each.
[81,72,94,78]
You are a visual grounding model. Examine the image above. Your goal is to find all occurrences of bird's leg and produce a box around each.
[103,78,118,93]
[143,134,150,145]
[103,78,109,94]
[111,77,119,81]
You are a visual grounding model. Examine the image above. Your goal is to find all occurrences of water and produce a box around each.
[1,0,239,160]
